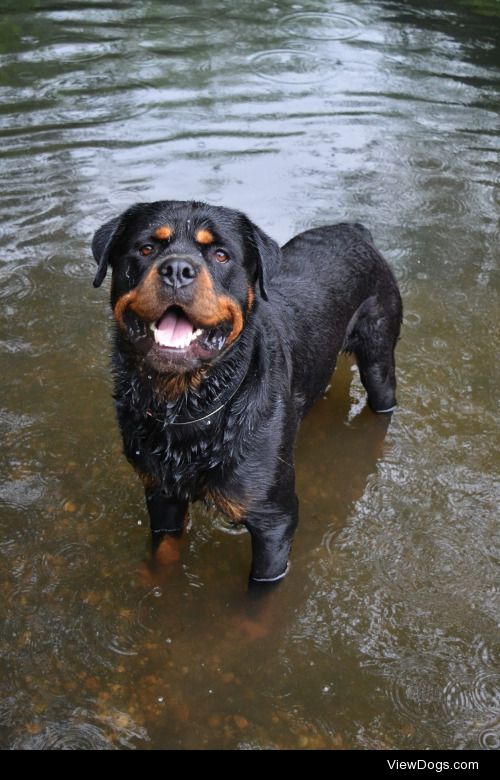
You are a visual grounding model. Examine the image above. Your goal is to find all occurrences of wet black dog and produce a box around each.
[92,201,402,584]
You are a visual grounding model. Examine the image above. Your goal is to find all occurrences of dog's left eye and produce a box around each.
[214,249,229,263]
[139,245,154,257]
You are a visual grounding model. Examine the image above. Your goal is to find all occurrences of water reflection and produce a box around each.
[279,12,362,41]
[0,0,499,751]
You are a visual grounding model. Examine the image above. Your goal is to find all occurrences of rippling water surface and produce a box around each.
[1,0,499,750]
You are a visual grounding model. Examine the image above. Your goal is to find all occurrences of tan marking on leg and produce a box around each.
[207,488,247,522]
[155,536,182,566]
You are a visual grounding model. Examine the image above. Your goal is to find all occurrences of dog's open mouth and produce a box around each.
[148,306,230,356]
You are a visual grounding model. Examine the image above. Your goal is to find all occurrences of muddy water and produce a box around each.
[1,0,499,750]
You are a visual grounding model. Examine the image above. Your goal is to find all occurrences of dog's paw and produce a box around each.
[154,535,182,566]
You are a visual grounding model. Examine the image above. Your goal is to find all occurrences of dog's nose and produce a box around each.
[158,257,199,288]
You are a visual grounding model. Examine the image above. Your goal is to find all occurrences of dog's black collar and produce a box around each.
[147,359,250,427]
[167,370,247,426]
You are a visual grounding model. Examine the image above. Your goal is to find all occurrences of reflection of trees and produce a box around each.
[295,357,391,538]
[391,0,499,69]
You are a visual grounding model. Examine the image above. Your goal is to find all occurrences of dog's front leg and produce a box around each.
[145,489,188,555]
[244,494,298,586]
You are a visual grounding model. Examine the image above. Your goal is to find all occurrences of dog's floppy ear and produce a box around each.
[92,215,122,288]
[246,221,282,301]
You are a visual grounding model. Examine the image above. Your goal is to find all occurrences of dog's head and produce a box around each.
[92,200,280,373]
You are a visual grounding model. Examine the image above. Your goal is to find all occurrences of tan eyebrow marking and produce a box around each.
[195,228,214,244]
[154,225,173,240]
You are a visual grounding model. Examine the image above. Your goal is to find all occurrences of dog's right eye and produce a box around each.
[139,245,154,257]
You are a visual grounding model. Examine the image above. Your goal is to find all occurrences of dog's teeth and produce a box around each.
[189,328,202,343]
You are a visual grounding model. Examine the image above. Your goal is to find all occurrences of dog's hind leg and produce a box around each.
[343,293,402,413]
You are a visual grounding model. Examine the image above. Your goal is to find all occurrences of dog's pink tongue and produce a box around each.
[155,309,193,347]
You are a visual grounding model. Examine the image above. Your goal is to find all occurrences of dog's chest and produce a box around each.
[126,411,230,500]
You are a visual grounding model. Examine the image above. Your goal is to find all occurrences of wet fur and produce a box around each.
[93,202,402,584]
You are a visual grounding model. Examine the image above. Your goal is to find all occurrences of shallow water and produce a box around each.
[1,0,499,750]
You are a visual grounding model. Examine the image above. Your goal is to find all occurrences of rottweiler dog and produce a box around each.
[92,200,402,585]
